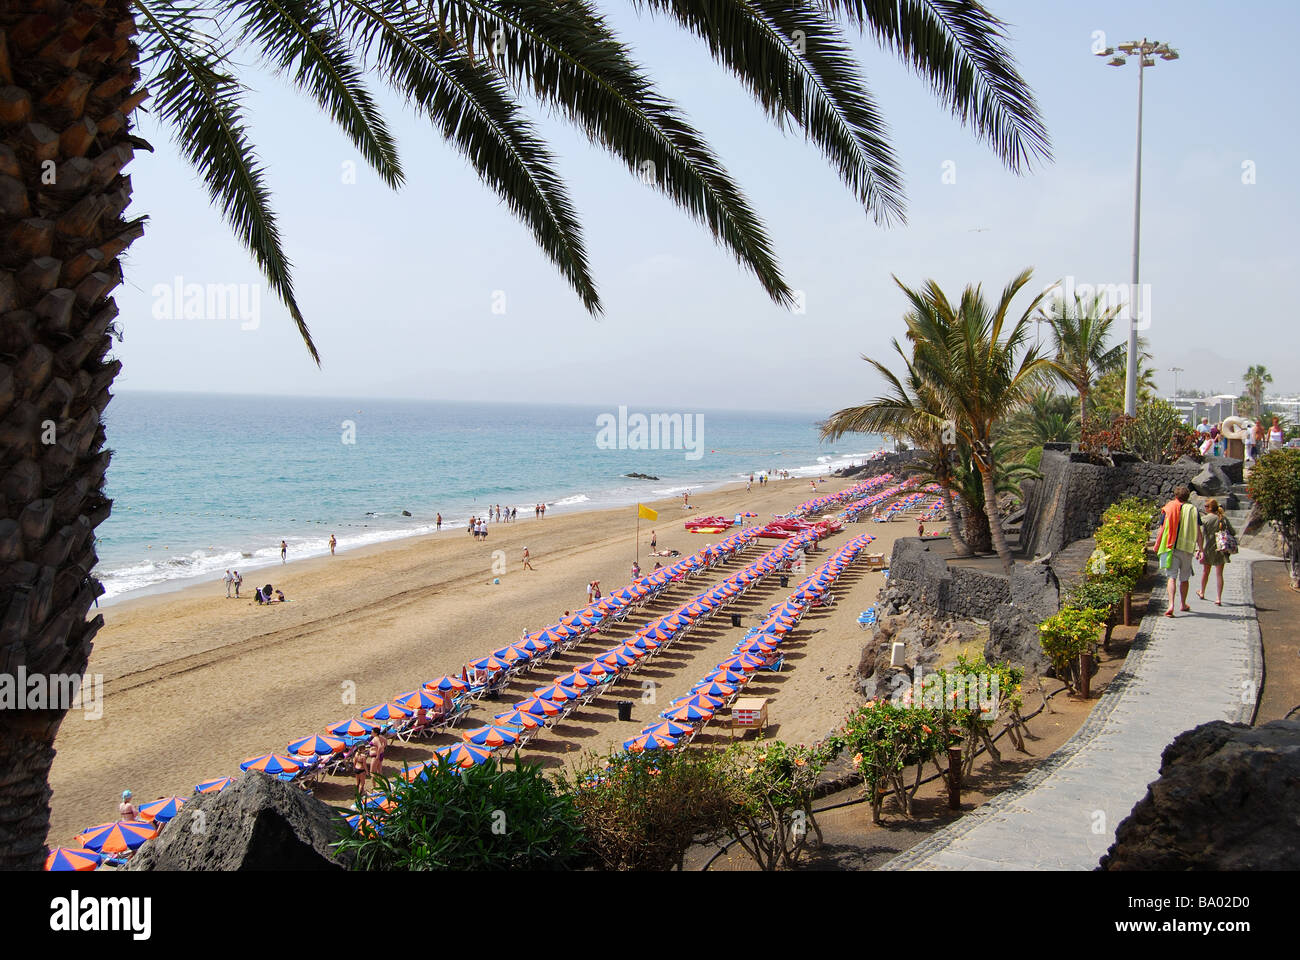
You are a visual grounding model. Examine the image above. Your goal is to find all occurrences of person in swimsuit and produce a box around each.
[436,512,442,530]
[119,790,137,821]
[280,540,287,563]
[522,547,533,570]
[329,535,336,556]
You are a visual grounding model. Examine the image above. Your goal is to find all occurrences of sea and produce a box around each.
[94,392,885,602]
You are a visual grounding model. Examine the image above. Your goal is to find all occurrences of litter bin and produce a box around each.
[779,575,789,587]
[730,613,742,628]
[617,701,633,722]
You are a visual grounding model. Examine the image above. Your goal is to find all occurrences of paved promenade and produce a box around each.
[882,550,1266,871]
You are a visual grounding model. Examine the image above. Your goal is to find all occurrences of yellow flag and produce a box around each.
[637,503,658,521]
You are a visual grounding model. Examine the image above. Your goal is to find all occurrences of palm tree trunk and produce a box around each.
[979,462,1014,571]
[1079,384,1089,435]
[941,485,971,555]
[0,0,139,868]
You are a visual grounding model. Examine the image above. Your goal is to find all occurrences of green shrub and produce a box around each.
[829,700,947,823]
[1247,448,1300,588]
[1039,606,1107,692]
[562,748,732,871]
[337,755,586,870]
[718,739,832,870]
[1024,446,1043,471]
[1122,399,1199,463]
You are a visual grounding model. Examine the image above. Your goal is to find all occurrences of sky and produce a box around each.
[112,0,1300,415]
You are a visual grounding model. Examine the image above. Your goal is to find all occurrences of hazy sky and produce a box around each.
[113,0,1299,415]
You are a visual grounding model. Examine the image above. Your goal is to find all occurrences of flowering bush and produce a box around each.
[719,739,831,870]
[828,701,947,823]
[1039,606,1107,692]
[1092,497,1156,590]
[931,654,1027,773]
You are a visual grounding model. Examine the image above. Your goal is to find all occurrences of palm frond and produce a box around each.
[417,0,793,305]
[333,0,600,312]
[225,0,404,188]
[635,0,905,224]
[824,0,1052,171]
[135,0,319,362]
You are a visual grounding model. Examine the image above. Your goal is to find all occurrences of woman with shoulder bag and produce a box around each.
[1196,498,1237,606]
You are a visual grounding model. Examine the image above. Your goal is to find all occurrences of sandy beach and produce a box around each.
[50,474,916,846]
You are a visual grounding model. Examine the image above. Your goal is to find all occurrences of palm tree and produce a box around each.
[0,1,1049,867]
[1041,291,1124,431]
[1242,365,1272,419]
[821,341,971,555]
[897,269,1060,570]
[942,437,1037,553]
[1000,388,1078,456]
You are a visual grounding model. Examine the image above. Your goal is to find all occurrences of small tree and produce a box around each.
[719,740,830,870]
[1038,606,1107,692]
[1247,449,1300,589]
[830,701,947,823]
[932,654,1028,774]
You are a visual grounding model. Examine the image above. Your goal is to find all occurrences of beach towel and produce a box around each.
[1155,500,1182,567]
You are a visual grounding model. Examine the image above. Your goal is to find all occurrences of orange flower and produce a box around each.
[922,724,932,734]
[794,758,806,767]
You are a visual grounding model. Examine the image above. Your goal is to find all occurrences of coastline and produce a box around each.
[95,451,883,606]
[51,472,906,845]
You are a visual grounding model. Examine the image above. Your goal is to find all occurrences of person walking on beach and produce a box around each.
[224,569,234,598]
[1156,485,1203,618]
[540,502,546,518]
[535,503,540,518]
[522,546,533,571]
[280,540,287,563]
[1197,498,1237,606]
[587,580,594,605]
[917,518,925,539]
[436,512,442,531]
[329,534,336,556]
[650,530,657,552]
[233,570,242,598]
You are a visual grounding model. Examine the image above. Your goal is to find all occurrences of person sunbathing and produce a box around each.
[410,706,433,736]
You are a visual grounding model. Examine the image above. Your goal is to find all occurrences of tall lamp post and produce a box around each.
[1169,366,1183,400]
[1096,38,1180,417]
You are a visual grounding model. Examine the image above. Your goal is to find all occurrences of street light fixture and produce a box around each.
[1098,38,1180,417]
[1169,366,1183,399]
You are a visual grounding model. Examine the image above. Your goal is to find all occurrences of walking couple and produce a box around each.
[1155,486,1238,616]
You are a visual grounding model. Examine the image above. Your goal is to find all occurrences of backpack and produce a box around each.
[1216,527,1238,556]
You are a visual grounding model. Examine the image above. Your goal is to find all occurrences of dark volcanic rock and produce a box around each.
[624,473,660,480]
[1190,460,1229,497]
[128,771,354,871]
[1099,720,1300,871]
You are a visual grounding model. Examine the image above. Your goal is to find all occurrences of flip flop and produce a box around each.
[1195,591,1205,600]
[1163,610,1174,618]
[1181,605,1192,612]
